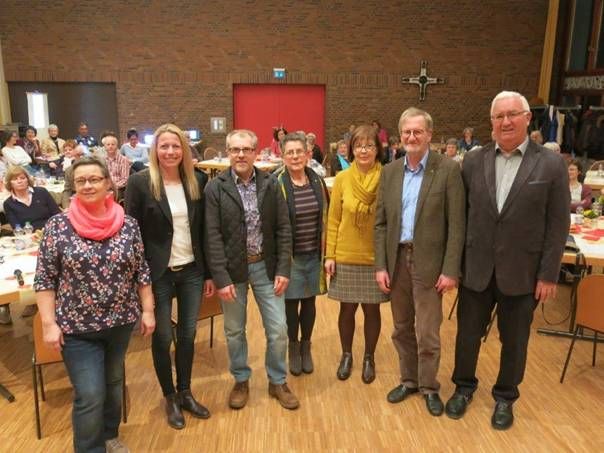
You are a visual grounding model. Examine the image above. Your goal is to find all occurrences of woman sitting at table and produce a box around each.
[276,132,329,376]
[569,159,592,213]
[125,123,215,430]
[1,131,34,173]
[3,165,60,231]
[328,140,351,176]
[34,156,155,453]
[270,126,287,158]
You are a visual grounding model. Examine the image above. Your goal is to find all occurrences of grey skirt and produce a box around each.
[328,263,390,304]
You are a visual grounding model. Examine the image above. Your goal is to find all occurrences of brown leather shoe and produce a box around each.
[268,383,300,410]
[228,380,249,409]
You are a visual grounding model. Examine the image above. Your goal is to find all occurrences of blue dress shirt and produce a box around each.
[400,150,430,242]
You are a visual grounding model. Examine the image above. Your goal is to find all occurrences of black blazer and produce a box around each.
[124,169,210,282]
[462,141,570,295]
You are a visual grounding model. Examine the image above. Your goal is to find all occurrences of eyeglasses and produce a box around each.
[491,111,528,122]
[283,149,306,157]
[74,176,106,187]
[354,143,377,151]
[401,129,426,137]
[228,147,255,155]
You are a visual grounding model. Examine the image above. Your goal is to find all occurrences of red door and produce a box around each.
[233,84,326,151]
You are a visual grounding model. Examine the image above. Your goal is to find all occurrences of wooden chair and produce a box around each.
[0,291,18,402]
[32,313,127,439]
[203,147,218,160]
[560,274,604,383]
[588,160,604,172]
[171,292,223,348]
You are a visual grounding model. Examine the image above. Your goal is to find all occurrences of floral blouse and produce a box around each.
[34,213,151,334]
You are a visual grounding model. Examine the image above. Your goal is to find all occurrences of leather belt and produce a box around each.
[399,242,413,250]
[169,262,194,272]
[247,253,264,264]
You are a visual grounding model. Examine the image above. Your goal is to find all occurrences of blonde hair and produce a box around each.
[148,124,200,201]
[4,165,34,190]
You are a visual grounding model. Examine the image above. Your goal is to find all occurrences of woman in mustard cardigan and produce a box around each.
[325,125,388,384]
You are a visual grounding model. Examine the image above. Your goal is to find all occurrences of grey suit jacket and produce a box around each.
[375,151,466,287]
[462,141,570,295]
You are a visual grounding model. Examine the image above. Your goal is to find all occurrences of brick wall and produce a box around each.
[0,0,548,149]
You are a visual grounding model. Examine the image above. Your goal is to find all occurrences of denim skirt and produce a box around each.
[284,252,321,299]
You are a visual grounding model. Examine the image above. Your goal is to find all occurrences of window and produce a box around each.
[567,0,594,71]
[26,92,48,128]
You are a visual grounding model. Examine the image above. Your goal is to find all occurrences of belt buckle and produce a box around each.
[170,265,184,272]
[247,253,263,264]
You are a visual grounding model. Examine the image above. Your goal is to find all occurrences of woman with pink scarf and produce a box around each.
[34,156,155,453]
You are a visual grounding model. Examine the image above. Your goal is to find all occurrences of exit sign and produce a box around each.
[273,68,286,79]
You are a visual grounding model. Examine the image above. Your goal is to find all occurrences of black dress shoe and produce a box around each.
[386,384,418,403]
[337,352,353,380]
[424,393,444,416]
[361,354,375,384]
[491,401,514,430]
[179,389,211,419]
[445,393,472,419]
[165,393,185,429]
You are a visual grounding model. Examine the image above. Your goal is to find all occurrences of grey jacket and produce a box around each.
[204,167,292,289]
[462,141,570,295]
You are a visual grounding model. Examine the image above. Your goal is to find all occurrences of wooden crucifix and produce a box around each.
[401,61,445,102]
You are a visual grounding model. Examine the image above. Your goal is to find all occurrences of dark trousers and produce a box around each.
[452,276,538,402]
[62,323,134,453]
[151,263,203,396]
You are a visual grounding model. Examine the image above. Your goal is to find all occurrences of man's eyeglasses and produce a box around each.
[74,176,106,187]
[401,129,425,138]
[228,147,255,155]
[283,149,306,157]
[491,111,528,122]
[354,143,377,151]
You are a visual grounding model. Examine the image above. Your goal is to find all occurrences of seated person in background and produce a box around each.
[529,130,544,145]
[307,132,323,163]
[120,128,149,171]
[343,124,355,143]
[102,131,131,201]
[40,124,65,161]
[444,138,463,164]
[568,159,592,213]
[329,139,351,175]
[75,121,98,148]
[1,130,34,173]
[458,127,480,152]
[382,135,403,164]
[3,165,61,231]
[271,126,287,157]
[543,141,561,153]
[22,126,41,163]
[372,120,389,149]
[60,142,85,208]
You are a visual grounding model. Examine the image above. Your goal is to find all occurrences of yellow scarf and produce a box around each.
[350,160,382,229]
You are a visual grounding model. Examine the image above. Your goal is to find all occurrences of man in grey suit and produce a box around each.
[445,91,570,430]
[375,107,466,416]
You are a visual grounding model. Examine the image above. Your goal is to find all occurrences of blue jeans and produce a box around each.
[61,323,134,453]
[151,263,203,396]
[221,260,288,384]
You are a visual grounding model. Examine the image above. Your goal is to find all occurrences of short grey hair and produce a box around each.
[225,129,258,149]
[543,141,561,153]
[490,91,530,115]
[48,124,58,130]
[282,132,307,150]
[398,107,433,132]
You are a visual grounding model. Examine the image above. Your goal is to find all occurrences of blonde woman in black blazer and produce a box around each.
[125,124,215,430]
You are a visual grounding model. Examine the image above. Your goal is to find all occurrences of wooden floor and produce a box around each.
[1,285,603,452]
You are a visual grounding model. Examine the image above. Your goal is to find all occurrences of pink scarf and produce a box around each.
[68,194,125,241]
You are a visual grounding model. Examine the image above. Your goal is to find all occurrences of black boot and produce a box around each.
[178,389,210,419]
[337,352,353,380]
[165,393,185,429]
[361,354,375,384]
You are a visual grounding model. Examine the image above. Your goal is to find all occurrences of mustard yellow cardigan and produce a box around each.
[325,168,380,265]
